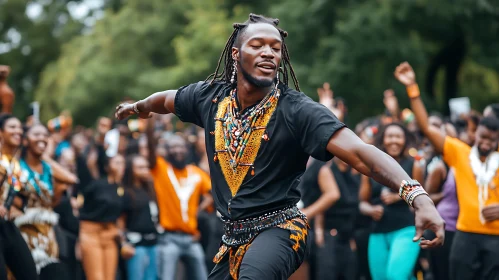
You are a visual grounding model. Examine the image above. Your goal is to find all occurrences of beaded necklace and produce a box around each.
[214,83,280,175]
[1,154,22,191]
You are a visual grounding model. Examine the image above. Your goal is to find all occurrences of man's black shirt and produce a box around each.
[175,81,345,220]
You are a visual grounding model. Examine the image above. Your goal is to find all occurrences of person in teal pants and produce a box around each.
[359,123,423,280]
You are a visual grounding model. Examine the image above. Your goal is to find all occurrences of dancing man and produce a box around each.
[115,14,445,280]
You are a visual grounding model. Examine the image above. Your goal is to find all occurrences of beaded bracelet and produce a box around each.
[407,189,428,206]
[399,179,428,207]
[406,84,420,99]
[398,179,419,198]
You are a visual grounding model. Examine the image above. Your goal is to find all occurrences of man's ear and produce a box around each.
[231,47,240,61]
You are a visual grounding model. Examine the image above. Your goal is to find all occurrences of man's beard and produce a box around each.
[478,147,491,158]
[166,155,187,169]
[239,61,274,88]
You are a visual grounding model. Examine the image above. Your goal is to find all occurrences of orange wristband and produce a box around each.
[406,84,420,99]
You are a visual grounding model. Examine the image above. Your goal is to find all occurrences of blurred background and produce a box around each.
[2,2,499,280]
[1,0,498,127]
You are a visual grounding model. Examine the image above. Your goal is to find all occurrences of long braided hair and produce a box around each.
[206,13,300,92]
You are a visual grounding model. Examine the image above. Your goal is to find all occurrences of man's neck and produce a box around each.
[236,80,273,112]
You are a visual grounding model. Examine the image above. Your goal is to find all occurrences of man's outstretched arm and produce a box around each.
[327,128,413,192]
[327,128,445,249]
[115,90,177,120]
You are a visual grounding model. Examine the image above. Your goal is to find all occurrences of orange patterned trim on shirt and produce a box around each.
[214,95,278,196]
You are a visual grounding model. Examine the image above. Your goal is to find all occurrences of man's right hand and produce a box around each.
[115,103,151,120]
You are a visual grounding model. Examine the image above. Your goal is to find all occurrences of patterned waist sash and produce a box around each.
[220,205,306,246]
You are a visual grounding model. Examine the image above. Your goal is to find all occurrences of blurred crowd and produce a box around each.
[0,73,498,280]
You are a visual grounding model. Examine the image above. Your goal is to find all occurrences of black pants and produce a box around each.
[449,230,499,280]
[429,230,455,280]
[314,230,357,280]
[39,263,69,280]
[56,228,86,280]
[0,220,38,280]
[208,227,307,280]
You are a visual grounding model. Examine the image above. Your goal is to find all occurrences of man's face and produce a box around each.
[475,125,499,157]
[166,137,188,169]
[232,23,282,88]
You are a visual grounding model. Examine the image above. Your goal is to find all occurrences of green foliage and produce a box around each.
[0,0,89,119]
[1,0,497,126]
[34,0,254,125]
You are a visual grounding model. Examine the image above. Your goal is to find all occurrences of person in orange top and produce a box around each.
[146,116,213,280]
[395,62,499,280]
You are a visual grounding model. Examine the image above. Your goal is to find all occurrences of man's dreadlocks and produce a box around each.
[206,13,300,91]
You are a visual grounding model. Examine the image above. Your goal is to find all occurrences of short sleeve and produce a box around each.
[290,93,346,161]
[174,81,213,128]
[443,136,470,168]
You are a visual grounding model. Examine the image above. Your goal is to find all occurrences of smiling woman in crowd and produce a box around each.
[0,114,38,280]
[14,123,78,279]
[359,122,424,280]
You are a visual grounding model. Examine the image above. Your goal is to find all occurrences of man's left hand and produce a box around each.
[482,204,499,222]
[412,195,445,249]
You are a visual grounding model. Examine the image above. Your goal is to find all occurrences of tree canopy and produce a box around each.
[1,0,497,126]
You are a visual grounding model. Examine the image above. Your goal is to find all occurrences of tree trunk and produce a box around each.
[425,32,466,115]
